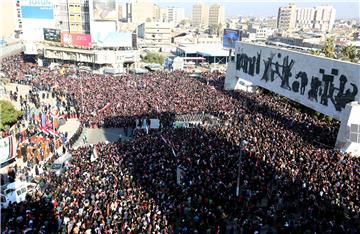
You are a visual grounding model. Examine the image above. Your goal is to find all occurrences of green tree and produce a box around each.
[217,23,223,36]
[321,37,335,58]
[338,44,359,63]
[0,100,23,131]
[209,24,219,35]
[179,19,191,26]
[143,52,164,65]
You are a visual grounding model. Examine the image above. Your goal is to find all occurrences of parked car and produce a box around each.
[51,153,72,176]
[0,181,37,209]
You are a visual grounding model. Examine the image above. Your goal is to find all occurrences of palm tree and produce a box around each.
[321,37,335,58]
[209,24,219,35]
[309,49,321,56]
[338,44,358,63]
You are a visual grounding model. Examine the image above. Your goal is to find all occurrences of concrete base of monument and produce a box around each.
[335,101,360,157]
[224,62,257,92]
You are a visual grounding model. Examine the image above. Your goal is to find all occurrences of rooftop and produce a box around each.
[177,43,229,57]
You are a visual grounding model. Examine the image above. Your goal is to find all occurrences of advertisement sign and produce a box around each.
[91,21,117,42]
[20,0,54,19]
[234,42,360,120]
[223,29,240,49]
[43,28,61,42]
[97,32,133,48]
[61,33,92,48]
[93,0,117,21]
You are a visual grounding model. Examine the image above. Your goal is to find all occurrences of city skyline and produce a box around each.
[149,0,359,19]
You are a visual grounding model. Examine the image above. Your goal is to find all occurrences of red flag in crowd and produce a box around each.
[98,102,111,113]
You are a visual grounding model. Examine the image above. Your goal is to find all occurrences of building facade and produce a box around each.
[313,5,336,32]
[208,4,225,27]
[167,7,185,26]
[0,0,18,40]
[192,3,209,28]
[279,4,336,33]
[137,22,172,48]
[126,0,154,25]
[154,6,185,26]
[296,7,315,31]
[67,0,90,34]
[277,3,297,32]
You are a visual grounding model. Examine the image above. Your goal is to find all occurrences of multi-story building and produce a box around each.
[66,0,90,34]
[296,7,315,31]
[255,28,275,41]
[126,0,154,25]
[0,0,18,40]
[192,2,209,28]
[154,6,185,26]
[153,5,164,22]
[313,5,336,32]
[17,0,90,40]
[137,22,172,48]
[208,4,225,27]
[263,16,278,29]
[277,4,297,32]
[279,4,336,33]
[53,1,70,32]
[18,0,56,42]
[167,7,185,25]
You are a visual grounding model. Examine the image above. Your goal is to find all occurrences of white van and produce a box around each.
[0,181,37,209]
[51,153,72,176]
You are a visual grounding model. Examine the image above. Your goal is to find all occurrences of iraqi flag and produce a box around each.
[37,123,43,131]
[98,102,111,113]
[50,110,64,120]
[37,123,49,135]
[42,128,50,135]
[48,128,59,137]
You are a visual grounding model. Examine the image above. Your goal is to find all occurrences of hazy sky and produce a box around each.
[149,0,360,19]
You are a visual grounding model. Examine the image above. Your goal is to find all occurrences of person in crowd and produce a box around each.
[1,53,359,233]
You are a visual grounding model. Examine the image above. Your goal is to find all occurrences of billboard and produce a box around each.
[20,0,54,19]
[43,28,61,42]
[93,0,117,21]
[223,29,241,49]
[91,21,117,42]
[97,32,133,48]
[233,42,360,120]
[61,33,92,48]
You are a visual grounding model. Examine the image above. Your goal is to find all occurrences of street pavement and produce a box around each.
[72,127,126,149]
[58,118,81,140]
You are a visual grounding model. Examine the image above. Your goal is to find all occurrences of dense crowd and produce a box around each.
[0,54,359,233]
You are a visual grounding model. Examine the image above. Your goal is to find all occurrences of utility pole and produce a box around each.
[236,130,248,197]
[236,148,242,197]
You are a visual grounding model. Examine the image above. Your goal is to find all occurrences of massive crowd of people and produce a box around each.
[0,54,359,233]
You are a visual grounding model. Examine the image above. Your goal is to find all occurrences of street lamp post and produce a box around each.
[236,147,242,197]
[236,132,248,197]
